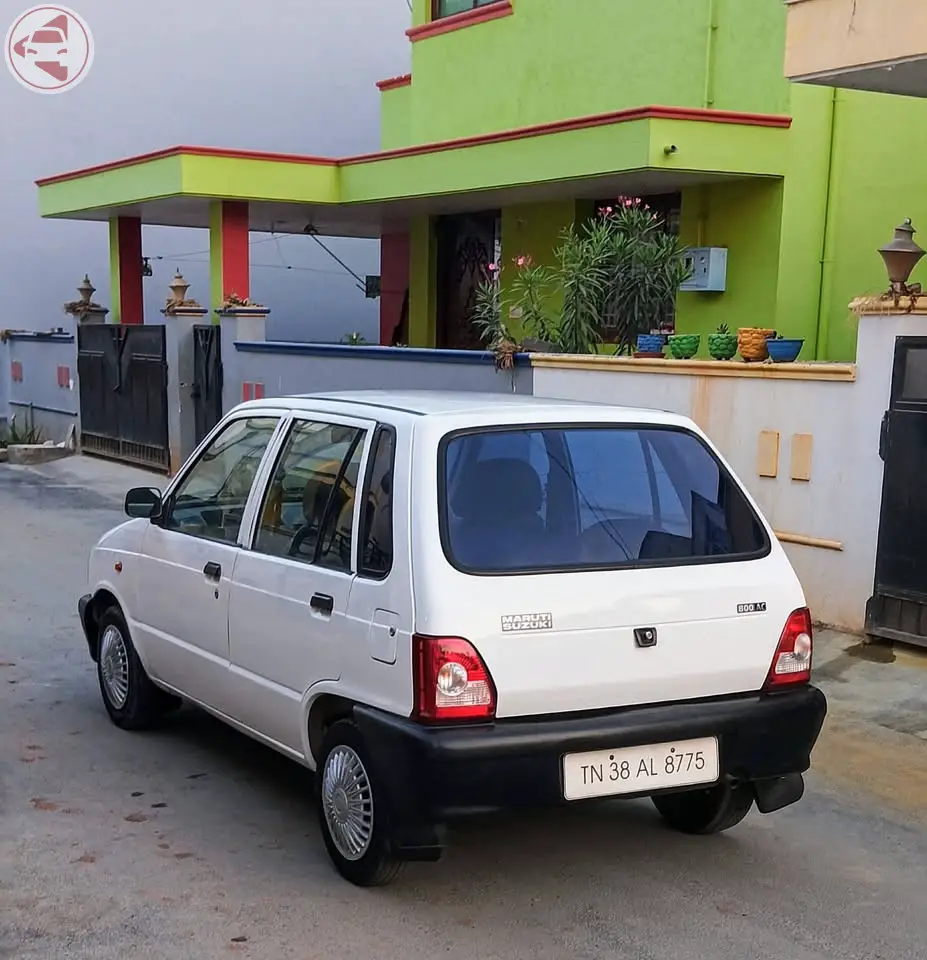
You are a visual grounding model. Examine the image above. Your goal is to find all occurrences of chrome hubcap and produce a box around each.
[321,745,374,861]
[99,625,129,708]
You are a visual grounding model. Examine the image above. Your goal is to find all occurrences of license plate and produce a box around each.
[562,736,720,801]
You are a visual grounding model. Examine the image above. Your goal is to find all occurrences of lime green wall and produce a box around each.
[771,84,835,360]
[108,219,121,325]
[209,202,223,317]
[408,216,437,346]
[401,0,792,147]
[380,85,412,151]
[500,199,583,335]
[817,89,927,361]
[39,156,183,217]
[675,179,785,347]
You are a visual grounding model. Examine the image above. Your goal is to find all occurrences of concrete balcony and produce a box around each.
[785,0,927,98]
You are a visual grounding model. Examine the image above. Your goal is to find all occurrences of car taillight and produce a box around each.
[412,634,496,723]
[764,608,813,690]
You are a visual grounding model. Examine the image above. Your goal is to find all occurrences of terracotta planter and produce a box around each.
[738,327,775,362]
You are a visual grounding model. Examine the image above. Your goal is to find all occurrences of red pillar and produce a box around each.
[222,201,250,301]
[380,231,410,345]
[116,216,144,324]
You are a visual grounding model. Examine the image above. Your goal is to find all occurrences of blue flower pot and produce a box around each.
[766,338,804,363]
[637,334,666,354]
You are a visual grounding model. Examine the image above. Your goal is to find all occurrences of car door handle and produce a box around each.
[203,561,222,582]
[310,593,334,616]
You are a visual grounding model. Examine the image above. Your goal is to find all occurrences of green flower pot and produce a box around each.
[667,334,700,360]
[707,332,738,360]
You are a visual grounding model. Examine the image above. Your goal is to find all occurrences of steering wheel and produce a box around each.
[287,524,316,558]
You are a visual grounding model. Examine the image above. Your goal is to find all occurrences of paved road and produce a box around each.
[1,459,926,960]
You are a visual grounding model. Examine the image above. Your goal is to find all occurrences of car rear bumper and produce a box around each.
[354,685,827,858]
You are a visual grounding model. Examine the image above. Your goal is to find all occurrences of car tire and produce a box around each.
[652,781,754,835]
[96,605,177,730]
[316,719,403,887]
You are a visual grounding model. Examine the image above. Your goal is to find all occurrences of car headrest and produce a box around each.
[451,458,543,523]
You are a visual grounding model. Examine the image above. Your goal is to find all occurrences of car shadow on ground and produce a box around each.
[142,702,753,894]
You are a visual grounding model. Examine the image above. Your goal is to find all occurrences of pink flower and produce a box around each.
[515,254,532,268]
[624,198,634,207]
[487,262,498,272]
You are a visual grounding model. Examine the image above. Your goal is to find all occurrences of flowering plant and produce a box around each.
[471,198,692,356]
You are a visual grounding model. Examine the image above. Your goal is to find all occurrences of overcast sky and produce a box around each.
[0,0,411,341]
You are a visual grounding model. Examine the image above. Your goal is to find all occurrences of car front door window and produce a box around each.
[164,417,280,544]
[254,420,367,570]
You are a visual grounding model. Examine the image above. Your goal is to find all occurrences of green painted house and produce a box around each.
[36,0,927,360]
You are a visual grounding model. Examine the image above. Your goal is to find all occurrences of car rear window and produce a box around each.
[440,425,770,574]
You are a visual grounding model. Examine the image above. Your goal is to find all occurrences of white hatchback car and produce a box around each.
[79,391,827,886]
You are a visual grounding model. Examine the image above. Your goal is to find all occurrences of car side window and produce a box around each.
[254,419,367,573]
[163,417,280,544]
[358,427,395,579]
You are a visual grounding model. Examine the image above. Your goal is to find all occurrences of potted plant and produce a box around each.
[707,323,738,360]
[667,333,701,359]
[636,332,667,356]
[766,333,805,363]
[738,327,776,362]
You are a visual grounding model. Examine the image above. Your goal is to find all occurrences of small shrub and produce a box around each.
[0,418,45,448]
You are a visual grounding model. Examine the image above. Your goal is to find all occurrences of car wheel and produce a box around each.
[97,605,177,730]
[652,781,754,835]
[316,719,403,887]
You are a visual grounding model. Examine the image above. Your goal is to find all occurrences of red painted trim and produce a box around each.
[407,1,513,41]
[35,145,339,186]
[376,73,412,91]
[116,216,144,325]
[342,105,792,164]
[242,382,253,402]
[35,106,792,186]
[221,200,250,301]
[253,382,265,400]
[11,361,23,383]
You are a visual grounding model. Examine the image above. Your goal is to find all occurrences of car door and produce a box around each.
[226,412,376,753]
[132,414,284,712]
[340,424,414,716]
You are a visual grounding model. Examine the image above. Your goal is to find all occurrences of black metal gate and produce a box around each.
[77,324,170,472]
[867,336,927,648]
[192,324,223,445]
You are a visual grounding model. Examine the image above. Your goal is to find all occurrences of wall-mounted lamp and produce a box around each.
[663,144,678,156]
[879,218,924,297]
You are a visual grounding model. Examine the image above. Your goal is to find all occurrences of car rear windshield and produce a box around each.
[440,425,770,574]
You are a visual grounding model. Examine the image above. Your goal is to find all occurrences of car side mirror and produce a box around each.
[125,486,163,520]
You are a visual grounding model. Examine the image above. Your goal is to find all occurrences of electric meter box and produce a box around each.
[680,247,728,292]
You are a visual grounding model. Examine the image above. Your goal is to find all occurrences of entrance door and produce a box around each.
[77,324,170,472]
[436,211,500,350]
[867,337,927,648]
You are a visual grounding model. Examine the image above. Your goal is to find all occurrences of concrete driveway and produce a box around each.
[1,457,926,960]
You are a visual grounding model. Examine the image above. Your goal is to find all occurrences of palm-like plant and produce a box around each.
[471,198,692,357]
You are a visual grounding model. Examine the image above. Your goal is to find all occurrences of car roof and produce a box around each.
[233,390,692,427]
